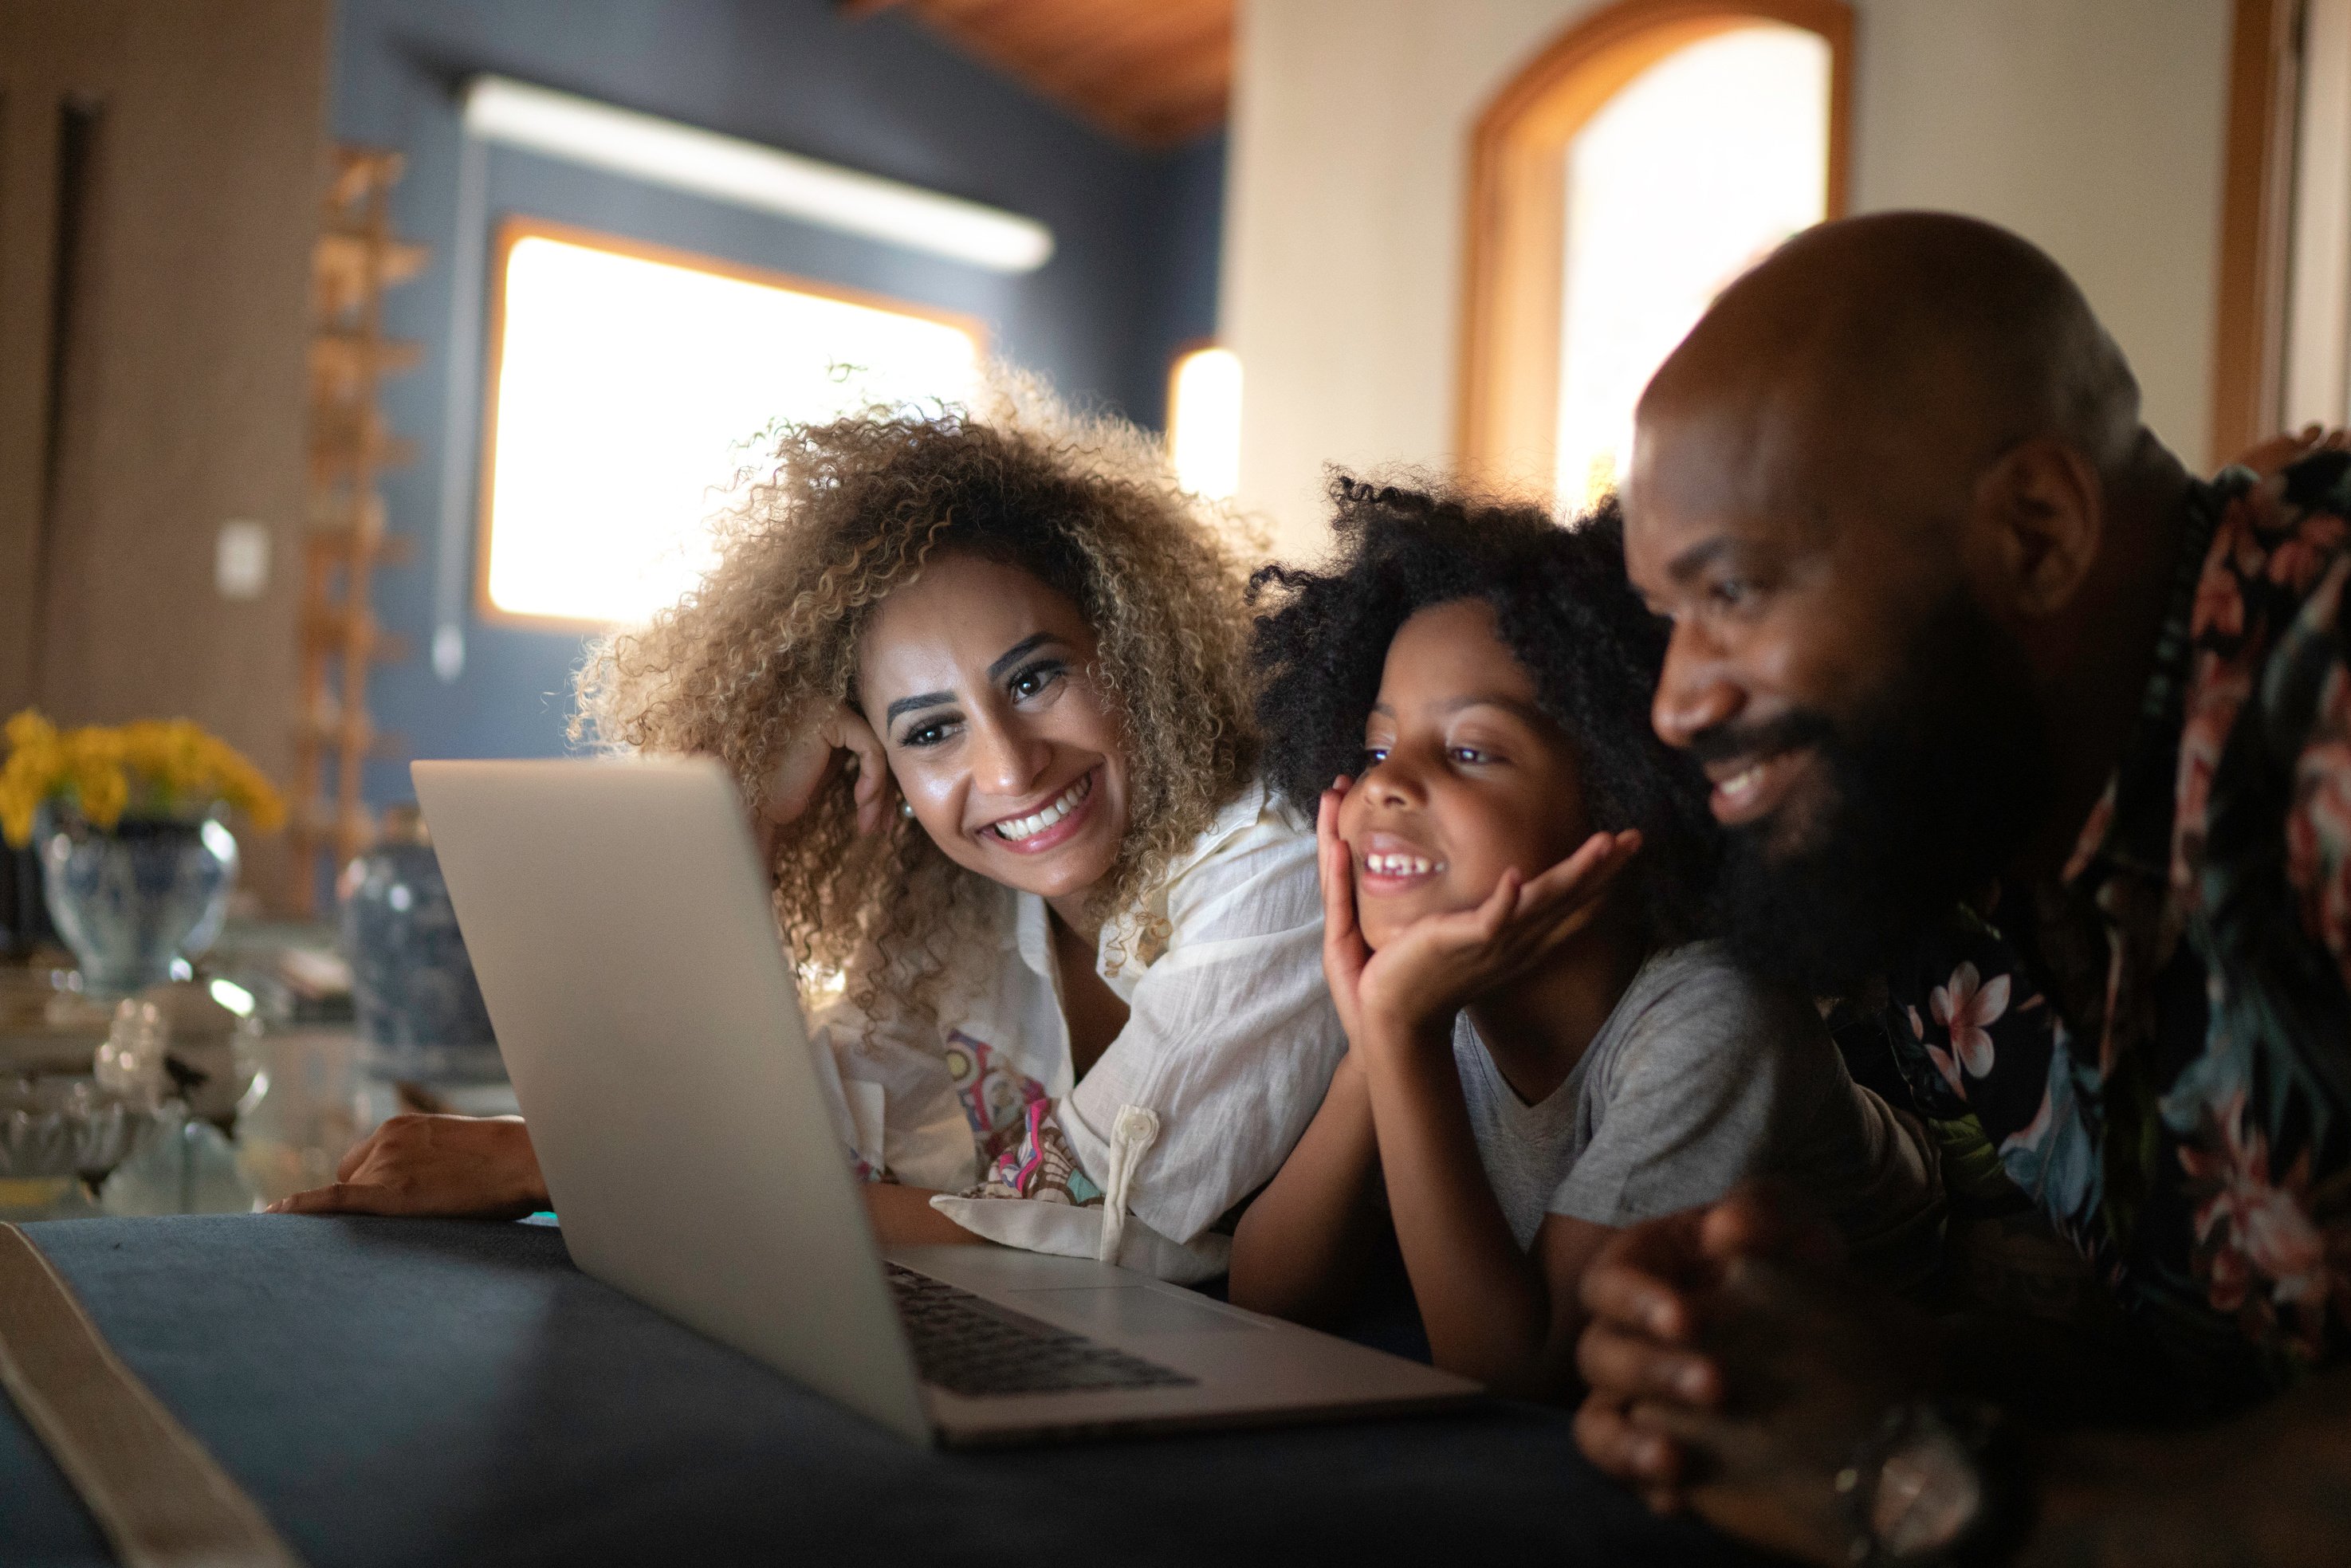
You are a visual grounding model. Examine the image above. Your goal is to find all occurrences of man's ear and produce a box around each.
[1967,438,2104,618]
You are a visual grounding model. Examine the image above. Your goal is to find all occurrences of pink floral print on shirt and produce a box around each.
[1871,455,2351,1401]
[2178,1086,2337,1360]
[1929,962,2011,1080]
[2289,600,2351,990]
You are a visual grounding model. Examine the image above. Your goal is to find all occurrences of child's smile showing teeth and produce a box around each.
[1355,831,1447,891]
[1365,851,1439,876]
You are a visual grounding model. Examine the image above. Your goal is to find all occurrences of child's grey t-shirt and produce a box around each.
[1453,941,1935,1250]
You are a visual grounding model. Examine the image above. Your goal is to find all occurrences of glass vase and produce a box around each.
[340,804,501,1084]
[37,806,238,998]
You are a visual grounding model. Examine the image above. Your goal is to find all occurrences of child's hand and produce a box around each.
[1317,779,1373,1043]
[1355,828,1642,1045]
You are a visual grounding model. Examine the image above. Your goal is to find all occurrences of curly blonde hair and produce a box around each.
[573,373,1262,1024]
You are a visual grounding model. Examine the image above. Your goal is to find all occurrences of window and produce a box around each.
[478,219,981,626]
[1166,344,1243,501]
[1554,28,1830,507]
[2212,0,2339,460]
[1457,1,1851,507]
[2265,0,2351,441]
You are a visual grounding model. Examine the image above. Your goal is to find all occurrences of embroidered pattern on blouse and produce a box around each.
[963,1103,1104,1208]
[943,1029,1048,1165]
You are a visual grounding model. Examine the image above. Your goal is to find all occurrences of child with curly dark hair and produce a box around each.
[1229,477,1937,1398]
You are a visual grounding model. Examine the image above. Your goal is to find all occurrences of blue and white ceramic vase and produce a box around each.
[38,807,238,997]
[340,805,501,1084]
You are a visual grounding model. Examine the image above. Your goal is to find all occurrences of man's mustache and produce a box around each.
[1681,710,1839,768]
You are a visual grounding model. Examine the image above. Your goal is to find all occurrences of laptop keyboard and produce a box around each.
[885,1263,1197,1398]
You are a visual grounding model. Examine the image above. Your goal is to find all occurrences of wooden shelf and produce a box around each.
[286,802,377,846]
[305,486,383,532]
[309,332,423,398]
[300,608,411,664]
[305,525,414,567]
[306,407,418,481]
[292,709,404,759]
[291,143,421,914]
[313,230,428,322]
[314,228,427,284]
[326,147,405,212]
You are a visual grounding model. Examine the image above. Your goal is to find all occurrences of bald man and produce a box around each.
[1575,212,2351,1566]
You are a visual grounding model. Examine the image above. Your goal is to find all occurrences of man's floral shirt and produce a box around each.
[1875,455,2351,1407]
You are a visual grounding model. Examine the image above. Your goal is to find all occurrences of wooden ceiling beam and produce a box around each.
[855,0,1233,147]
[999,10,1223,85]
[1083,33,1230,104]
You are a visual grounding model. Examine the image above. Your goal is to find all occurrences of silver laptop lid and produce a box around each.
[412,756,931,1442]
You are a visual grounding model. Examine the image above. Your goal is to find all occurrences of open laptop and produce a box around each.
[411,756,1476,1446]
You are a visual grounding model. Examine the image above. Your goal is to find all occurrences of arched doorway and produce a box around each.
[1456,0,1853,505]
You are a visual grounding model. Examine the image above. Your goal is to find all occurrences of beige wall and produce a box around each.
[0,0,328,903]
[1225,0,2235,556]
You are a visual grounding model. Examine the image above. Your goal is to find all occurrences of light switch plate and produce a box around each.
[215,520,271,599]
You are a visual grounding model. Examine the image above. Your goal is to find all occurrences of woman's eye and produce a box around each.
[1008,660,1067,701]
[900,719,956,749]
[1710,577,1750,609]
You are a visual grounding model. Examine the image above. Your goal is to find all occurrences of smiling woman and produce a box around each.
[280,372,1343,1283]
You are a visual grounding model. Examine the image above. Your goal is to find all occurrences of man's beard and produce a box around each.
[1703,593,2050,996]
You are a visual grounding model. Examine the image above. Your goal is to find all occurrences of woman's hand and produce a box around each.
[265,1114,548,1220]
[754,702,894,860]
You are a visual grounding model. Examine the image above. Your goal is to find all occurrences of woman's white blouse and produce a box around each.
[805,780,1343,1283]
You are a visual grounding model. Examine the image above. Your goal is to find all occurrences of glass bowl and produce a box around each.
[0,1075,169,1180]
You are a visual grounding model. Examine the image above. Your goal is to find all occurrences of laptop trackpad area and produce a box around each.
[1006,1286,1267,1336]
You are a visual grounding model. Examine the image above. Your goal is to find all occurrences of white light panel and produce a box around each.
[462,77,1055,274]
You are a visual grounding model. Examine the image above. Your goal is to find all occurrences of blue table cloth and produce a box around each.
[2,1216,1762,1566]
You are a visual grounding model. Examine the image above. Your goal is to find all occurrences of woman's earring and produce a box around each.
[898,800,915,820]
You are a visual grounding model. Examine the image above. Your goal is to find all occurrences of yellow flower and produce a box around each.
[0,776,36,847]
[69,753,128,828]
[5,710,57,753]
[0,710,67,847]
[0,707,285,844]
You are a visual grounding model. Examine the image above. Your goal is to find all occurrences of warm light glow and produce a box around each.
[1555,26,1830,509]
[482,234,980,625]
[1168,346,1242,501]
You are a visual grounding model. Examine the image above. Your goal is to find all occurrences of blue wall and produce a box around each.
[328,0,1225,804]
